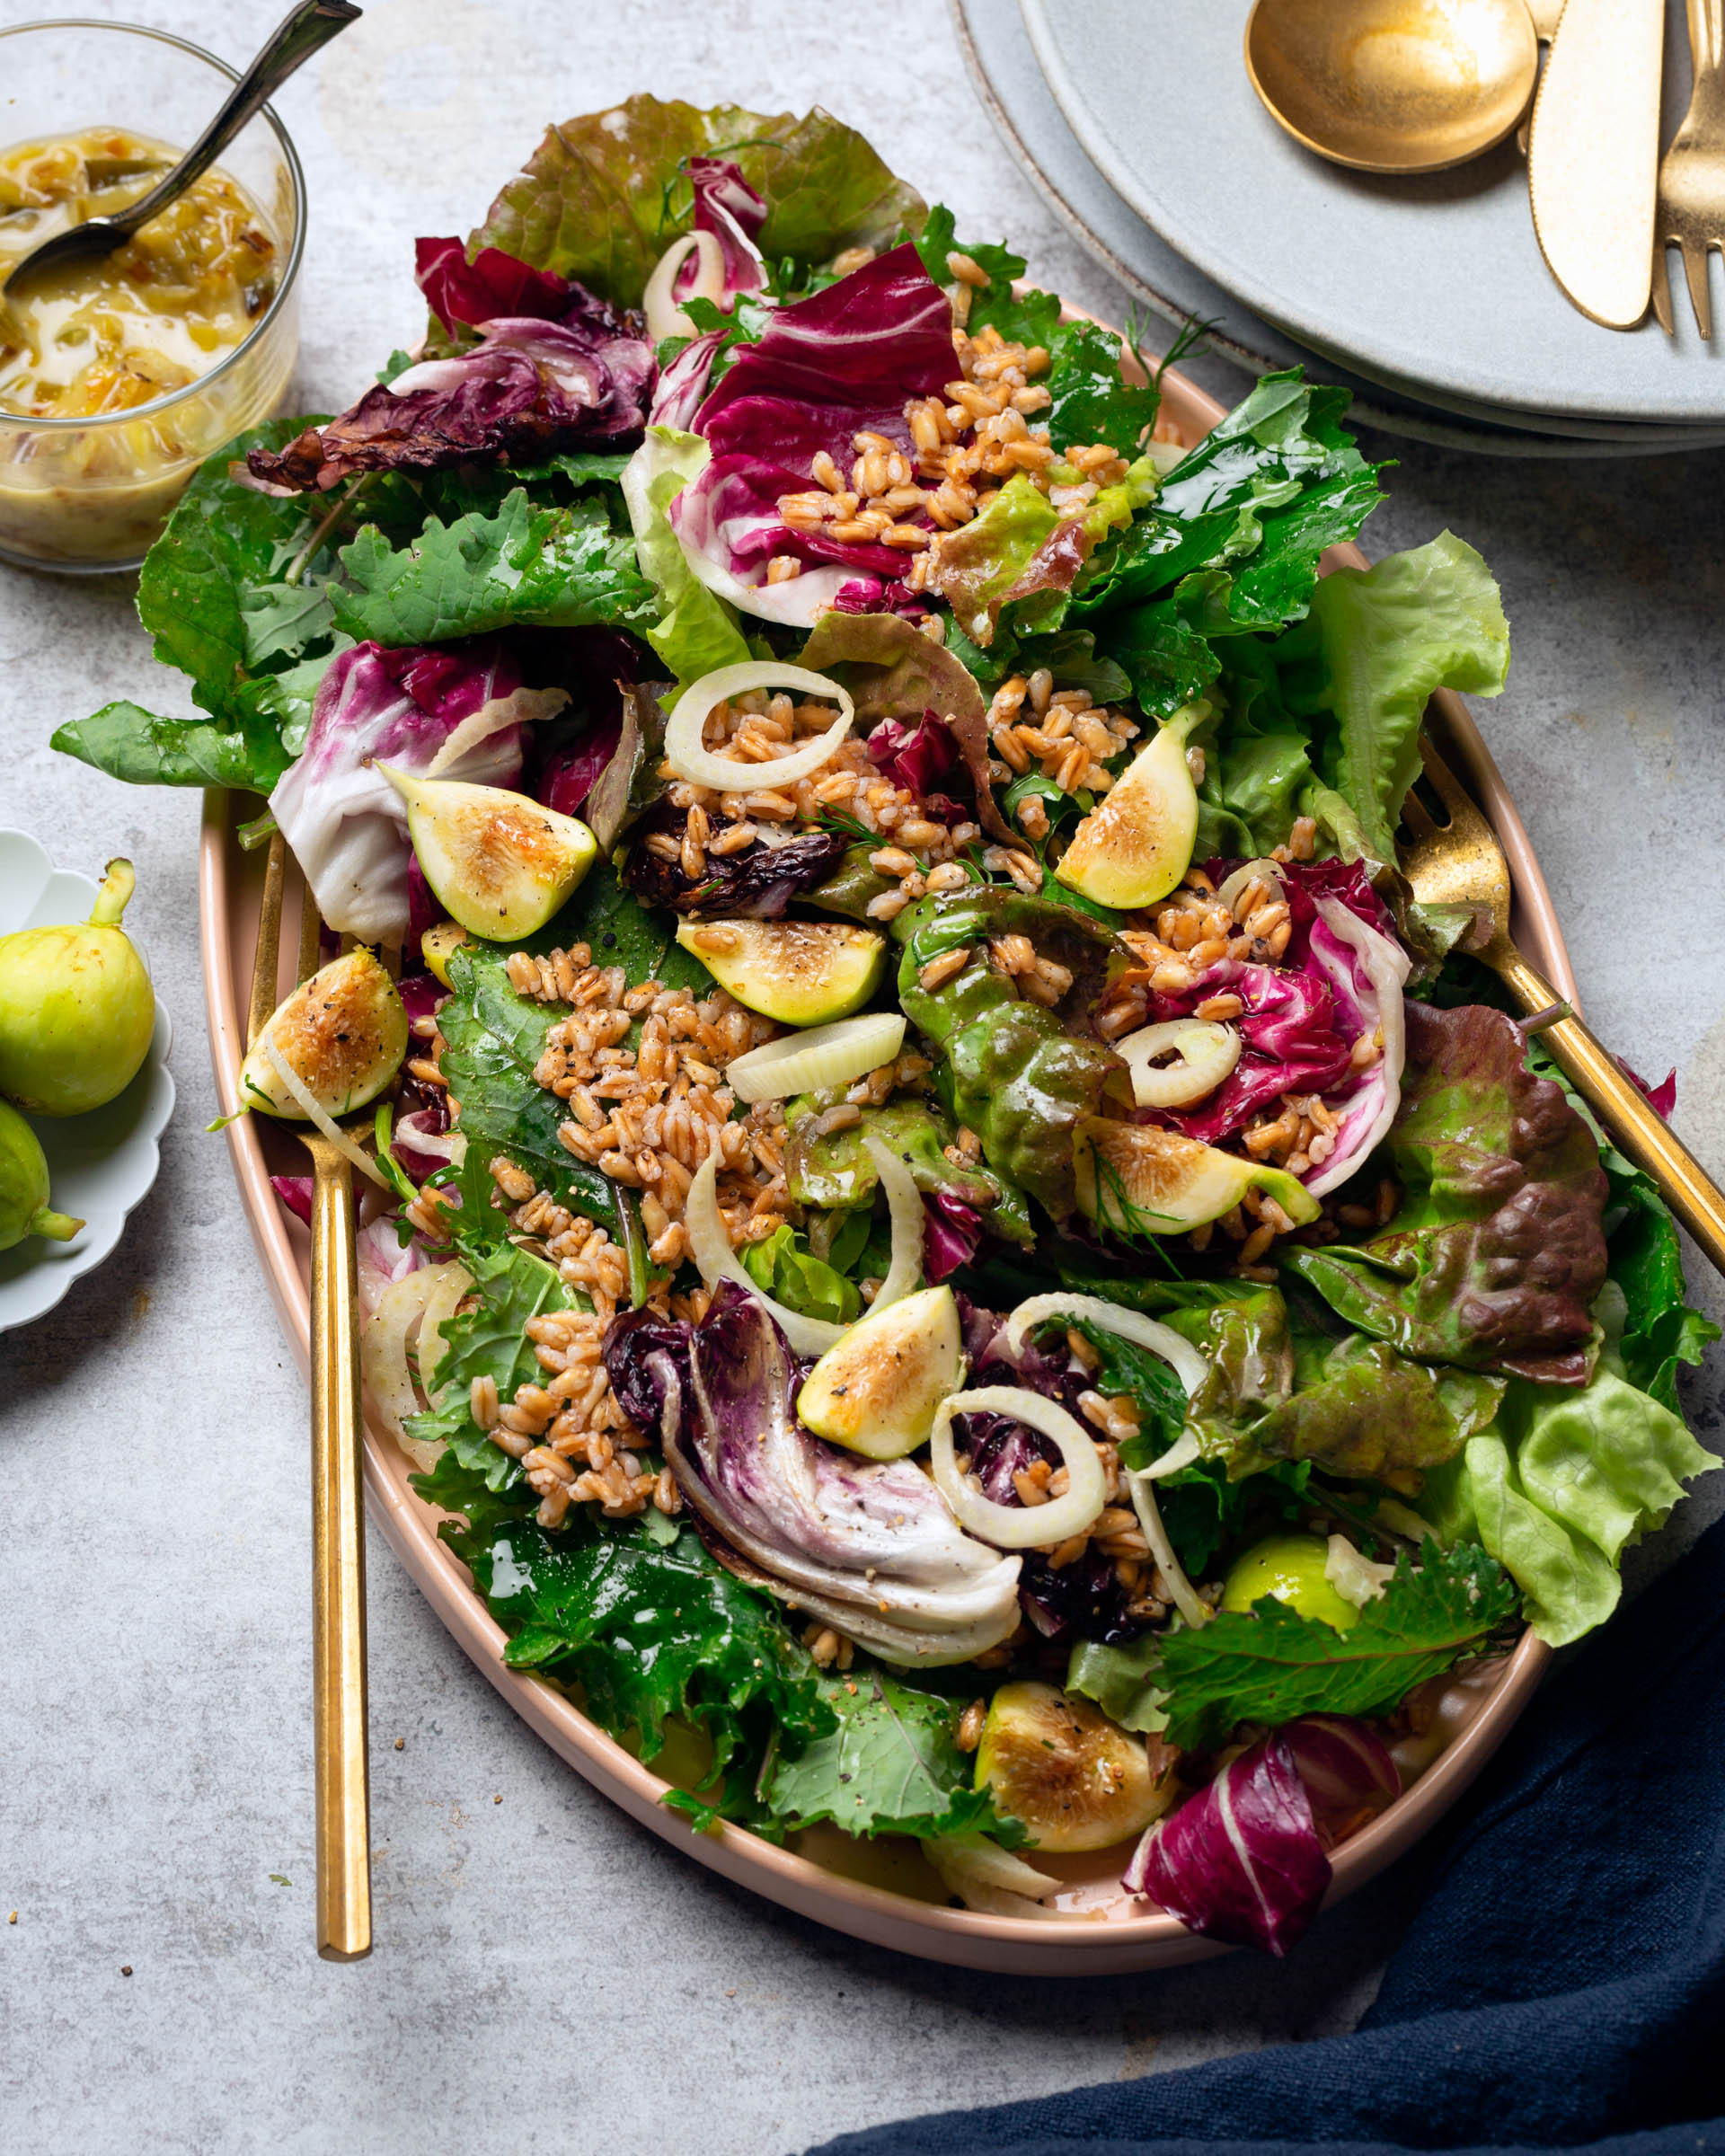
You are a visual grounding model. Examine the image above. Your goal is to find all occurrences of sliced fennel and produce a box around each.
[664,662,854,792]
[642,229,727,342]
[1001,1292,1208,1400]
[259,1028,392,1189]
[1117,1019,1241,1109]
[1127,1469,1209,1630]
[725,1012,906,1103]
[929,1385,1108,1549]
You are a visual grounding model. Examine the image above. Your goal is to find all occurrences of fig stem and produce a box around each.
[89,858,136,927]
[30,1206,84,1242]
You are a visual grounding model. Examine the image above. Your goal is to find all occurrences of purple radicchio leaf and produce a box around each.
[268,639,541,942]
[1617,1056,1677,1120]
[867,712,964,821]
[1121,1716,1401,1957]
[414,235,579,334]
[676,158,767,302]
[247,286,655,492]
[396,971,445,1028]
[666,246,955,625]
[271,1174,314,1225]
[614,1282,1022,1666]
[924,1193,983,1284]
[604,1306,696,1447]
[649,327,726,429]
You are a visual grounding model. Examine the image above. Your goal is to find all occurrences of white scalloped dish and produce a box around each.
[0,829,175,1331]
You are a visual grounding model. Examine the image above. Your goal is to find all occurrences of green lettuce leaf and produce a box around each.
[332,488,654,647]
[1291,531,1508,862]
[1066,1634,1169,1735]
[1155,1538,1519,1750]
[924,472,1066,647]
[54,416,348,790]
[472,96,924,311]
[740,1223,862,1326]
[892,888,1123,1222]
[1284,1002,1609,1386]
[404,1243,577,1487]
[783,1096,1032,1243]
[622,427,753,688]
[1417,1368,1719,1647]
[763,1669,1013,1841]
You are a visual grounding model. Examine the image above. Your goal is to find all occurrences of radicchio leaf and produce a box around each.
[620,810,847,917]
[605,1283,1022,1666]
[247,293,655,492]
[414,235,579,333]
[798,608,1014,844]
[667,248,955,624]
[268,640,562,941]
[1284,1002,1609,1384]
[677,157,767,303]
[1121,1716,1399,1956]
[924,1193,983,1283]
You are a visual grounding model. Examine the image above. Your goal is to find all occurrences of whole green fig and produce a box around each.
[0,858,155,1116]
[0,1099,83,1250]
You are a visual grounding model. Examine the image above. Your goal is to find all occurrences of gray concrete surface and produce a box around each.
[3,4,1722,2151]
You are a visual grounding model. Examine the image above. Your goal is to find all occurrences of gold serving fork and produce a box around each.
[1399,737,1725,1275]
[1653,0,1725,336]
[246,829,372,1961]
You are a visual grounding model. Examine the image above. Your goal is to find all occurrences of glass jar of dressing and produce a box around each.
[0,22,305,574]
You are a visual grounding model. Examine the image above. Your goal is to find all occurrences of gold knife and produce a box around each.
[1527,0,1666,326]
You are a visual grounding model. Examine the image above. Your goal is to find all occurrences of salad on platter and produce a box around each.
[58,99,1720,1955]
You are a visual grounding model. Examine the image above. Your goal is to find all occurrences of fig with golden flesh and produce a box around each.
[1055,702,1206,911]
[0,1099,83,1250]
[974,1681,1170,1852]
[1074,1115,1321,1235]
[799,1285,965,1459]
[238,949,409,1120]
[677,918,887,1025]
[0,859,155,1117]
[379,766,597,941]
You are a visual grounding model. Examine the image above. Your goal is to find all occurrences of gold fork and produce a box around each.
[247,828,372,1961]
[1653,0,1725,337]
[1399,737,1725,1276]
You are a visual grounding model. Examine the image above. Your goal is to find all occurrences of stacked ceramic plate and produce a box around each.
[955,0,1725,456]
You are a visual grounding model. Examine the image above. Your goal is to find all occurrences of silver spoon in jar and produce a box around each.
[1,0,360,303]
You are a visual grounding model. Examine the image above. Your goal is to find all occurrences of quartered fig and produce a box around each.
[0,1099,83,1250]
[239,949,408,1121]
[0,858,155,1117]
[974,1681,1169,1852]
[378,766,597,941]
[1074,1115,1322,1235]
[1221,1533,1359,1631]
[798,1285,965,1460]
[420,918,472,989]
[1055,702,1206,911]
[677,918,887,1025]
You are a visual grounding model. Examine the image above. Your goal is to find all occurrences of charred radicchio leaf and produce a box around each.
[248,270,655,492]
[1122,1716,1399,1955]
[605,1283,1022,1666]
[621,808,847,917]
[1285,1001,1609,1384]
[269,640,564,941]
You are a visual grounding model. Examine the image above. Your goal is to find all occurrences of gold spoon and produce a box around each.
[1245,0,1542,175]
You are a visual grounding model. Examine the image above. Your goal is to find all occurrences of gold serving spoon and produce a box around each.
[1245,0,1541,174]
[1398,734,1725,1277]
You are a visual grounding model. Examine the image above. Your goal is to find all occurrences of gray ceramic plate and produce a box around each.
[1020,0,1725,428]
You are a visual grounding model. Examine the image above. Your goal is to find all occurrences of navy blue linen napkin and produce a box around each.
[809,1512,1725,2156]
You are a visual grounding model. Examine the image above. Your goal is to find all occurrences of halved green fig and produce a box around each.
[799,1285,965,1459]
[1055,702,1206,910]
[1074,1115,1321,1235]
[420,919,471,989]
[239,949,409,1121]
[677,918,887,1024]
[0,1098,82,1250]
[974,1681,1169,1853]
[1221,1533,1360,1631]
[378,765,597,941]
